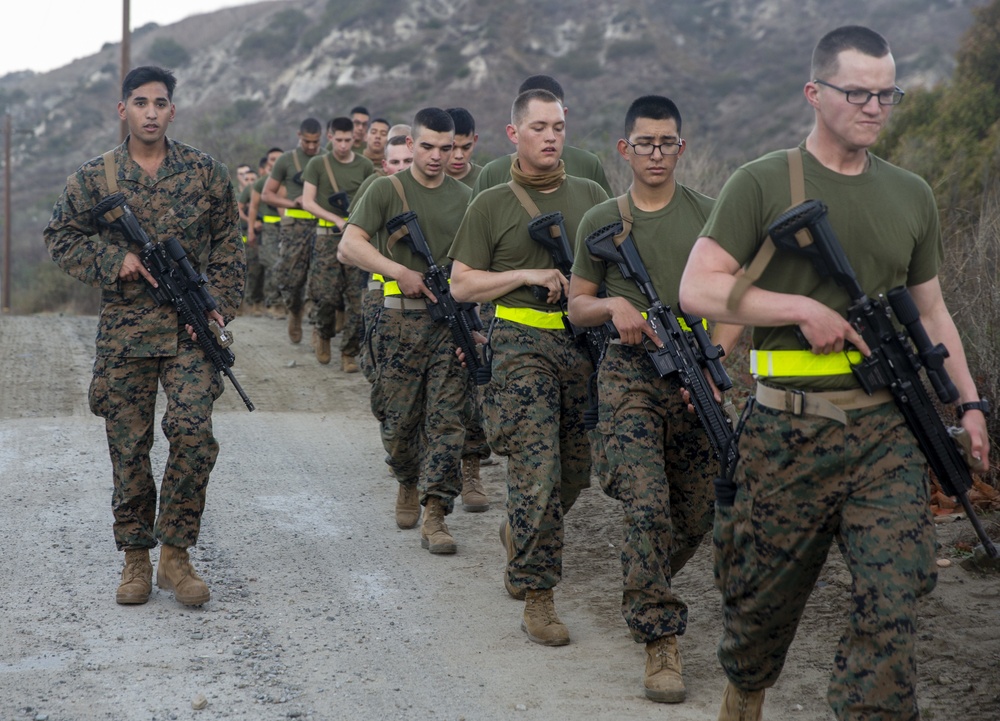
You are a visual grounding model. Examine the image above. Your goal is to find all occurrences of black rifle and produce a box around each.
[768,199,997,557]
[327,191,350,218]
[385,210,490,384]
[92,192,255,412]
[527,211,610,427]
[586,221,741,485]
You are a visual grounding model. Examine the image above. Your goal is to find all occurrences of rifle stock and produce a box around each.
[768,199,997,557]
[92,192,255,411]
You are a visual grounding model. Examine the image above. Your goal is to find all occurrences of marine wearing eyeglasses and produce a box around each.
[679,25,989,721]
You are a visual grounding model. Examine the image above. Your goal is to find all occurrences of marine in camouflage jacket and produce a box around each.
[43,138,245,358]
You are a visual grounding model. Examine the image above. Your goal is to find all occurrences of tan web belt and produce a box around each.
[383,297,427,310]
[755,381,893,425]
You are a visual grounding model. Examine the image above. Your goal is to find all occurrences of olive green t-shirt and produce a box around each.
[347,168,472,277]
[449,176,608,310]
[702,144,942,388]
[269,147,314,199]
[302,152,374,214]
[574,186,714,312]
[252,175,280,218]
[454,162,482,190]
[471,146,612,198]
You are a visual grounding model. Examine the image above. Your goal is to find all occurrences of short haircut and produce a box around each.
[388,123,411,139]
[300,117,322,135]
[369,118,391,130]
[122,66,176,101]
[445,108,476,136]
[812,26,891,80]
[624,95,683,137]
[327,116,354,134]
[350,106,370,116]
[511,89,561,126]
[387,135,409,148]
[258,155,270,169]
[518,75,564,102]
[237,163,252,171]
[267,146,283,155]
[412,107,455,137]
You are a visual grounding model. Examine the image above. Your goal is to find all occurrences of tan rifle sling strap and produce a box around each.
[321,154,340,193]
[292,148,303,174]
[100,149,124,223]
[385,173,412,252]
[507,179,543,219]
[613,193,633,246]
[725,148,808,311]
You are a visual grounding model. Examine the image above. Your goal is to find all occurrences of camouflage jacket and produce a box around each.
[44,138,245,358]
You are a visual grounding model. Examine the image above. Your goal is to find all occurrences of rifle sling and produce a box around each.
[101,150,124,223]
[613,193,633,246]
[726,148,810,311]
[385,174,411,252]
[322,154,340,193]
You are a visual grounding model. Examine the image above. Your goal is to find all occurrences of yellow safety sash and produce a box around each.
[262,215,281,223]
[285,208,316,220]
[495,304,566,330]
[750,349,863,377]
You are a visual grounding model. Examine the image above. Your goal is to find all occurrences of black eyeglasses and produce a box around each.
[624,138,685,156]
[813,79,905,106]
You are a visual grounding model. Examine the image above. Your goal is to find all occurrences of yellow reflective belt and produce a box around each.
[495,304,566,330]
[318,218,345,227]
[262,215,281,223]
[372,273,384,283]
[241,234,247,244]
[285,208,316,220]
[750,349,864,377]
[383,280,401,296]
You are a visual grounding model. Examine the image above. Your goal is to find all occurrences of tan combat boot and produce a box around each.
[313,329,331,364]
[499,519,526,600]
[420,497,456,554]
[342,353,359,373]
[521,588,570,646]
[116,548,153,605]
[288,309,303,343]
[395,484,420,529]
[460,456,489,512]
[644,635,685,703]
[718,681,765,721]
[156,545,211,606]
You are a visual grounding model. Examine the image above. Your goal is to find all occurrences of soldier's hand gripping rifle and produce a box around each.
[92,192,255,412]
[585,221,741,485]
[768,198,997,558]
[528,212,610,427]
[385,210,490,384]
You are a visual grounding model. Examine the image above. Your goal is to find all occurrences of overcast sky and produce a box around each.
[0,0,264,77]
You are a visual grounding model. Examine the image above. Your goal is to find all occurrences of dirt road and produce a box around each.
[1,313,997,721]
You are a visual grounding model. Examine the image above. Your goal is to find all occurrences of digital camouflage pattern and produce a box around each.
[359,284,383,381]
[482,320,592,592]
[258,220,282,308]
[44,138,243,551]
[714,401,936,721]
[275,218,317,314]
[597,342,715,644]
[306,230,345,338]
[370,307,468,511]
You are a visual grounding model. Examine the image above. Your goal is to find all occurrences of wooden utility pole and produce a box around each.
[120,0,131,142]
[2,113,10,313]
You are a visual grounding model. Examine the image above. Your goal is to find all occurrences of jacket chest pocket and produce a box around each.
[157,192,212,248]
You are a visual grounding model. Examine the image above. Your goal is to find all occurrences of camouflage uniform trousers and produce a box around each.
[370,306,468,511]
[482,320,592,592]
[715,399,936,721]
[243,235,264,305]
[258,220,282,309]
[275,218,317,314]
[597,342,715,644]
[359,284,382,382]
[87,340,224,551]
[462,383,490,460]
[305,229,344,339]
[340,265,367,357]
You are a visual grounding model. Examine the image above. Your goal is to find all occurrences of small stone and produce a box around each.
[191,631,204,639]
[192,693,208,710]
[34,715,49,721]
[793,704,803,711]
[515,704,527,711]
[936,558,952,568]
[286,360,297,368]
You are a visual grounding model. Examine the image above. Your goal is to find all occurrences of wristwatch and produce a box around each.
[957,398,990,419]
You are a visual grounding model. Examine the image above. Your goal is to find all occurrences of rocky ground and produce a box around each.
[0,313,997,721]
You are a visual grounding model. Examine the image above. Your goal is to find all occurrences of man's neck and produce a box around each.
[363,148,383,163]
[332,150,355,164]
[805,129,870,176]
[630,178,676,212]
[411,167,444,189]
[127,137,168,174]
